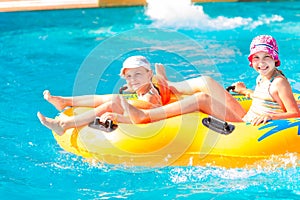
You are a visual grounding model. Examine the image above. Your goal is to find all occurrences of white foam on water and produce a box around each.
[146,0,283,30]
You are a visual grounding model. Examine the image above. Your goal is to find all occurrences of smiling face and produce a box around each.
[251,51,277,79]
[124,67,152,92]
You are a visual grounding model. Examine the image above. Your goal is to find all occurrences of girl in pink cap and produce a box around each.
[107,35,299,125]
[37,55,162,135]
[232,35,299,124]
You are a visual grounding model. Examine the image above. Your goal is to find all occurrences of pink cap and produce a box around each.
[248,35,280,67]
[120,56,151,77]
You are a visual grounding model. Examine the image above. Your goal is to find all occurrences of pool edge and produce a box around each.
[0,0,273,12]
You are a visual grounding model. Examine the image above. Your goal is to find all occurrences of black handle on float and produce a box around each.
[104,119,118,129]
[202,116,235,135]
[89,117,118,131]
[226,85,235,92]
[119,86,128,94]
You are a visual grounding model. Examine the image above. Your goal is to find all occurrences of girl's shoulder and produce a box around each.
[271,69,287,82]
[270,74,291,92]
[272,73,288,84]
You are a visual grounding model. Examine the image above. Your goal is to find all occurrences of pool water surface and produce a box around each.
[1,1,300,199]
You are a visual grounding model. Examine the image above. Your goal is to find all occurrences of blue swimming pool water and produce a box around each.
[1,1,300,199]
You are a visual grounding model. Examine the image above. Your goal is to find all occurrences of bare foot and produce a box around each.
[120,96,149,123]
[37,112,65,135]
[43,90,67,111]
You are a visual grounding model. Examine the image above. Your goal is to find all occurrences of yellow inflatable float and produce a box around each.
[53,94,300,168]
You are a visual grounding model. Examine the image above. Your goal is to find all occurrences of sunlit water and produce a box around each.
[1,0,300,199]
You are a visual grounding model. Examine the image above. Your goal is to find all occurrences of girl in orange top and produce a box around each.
[37,56,162,135]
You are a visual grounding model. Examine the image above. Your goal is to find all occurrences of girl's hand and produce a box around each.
[100,112,117,123]
[232,82,247,94]
[250,114,272,126]
[100,112,132,124]
[232,82,252,97]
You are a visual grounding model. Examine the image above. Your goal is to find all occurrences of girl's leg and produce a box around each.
[38,96,124,135]
[43,90,114,111]
[166,76,246,118]
[121,92,244,124]
[156,65,245,118]
[155,64,211,95]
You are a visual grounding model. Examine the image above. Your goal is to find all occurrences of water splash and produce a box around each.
[169,153,300,195]
[146,0,283,30]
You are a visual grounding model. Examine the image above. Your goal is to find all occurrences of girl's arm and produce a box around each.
[271,78,300,120]
[251,78,300,126]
